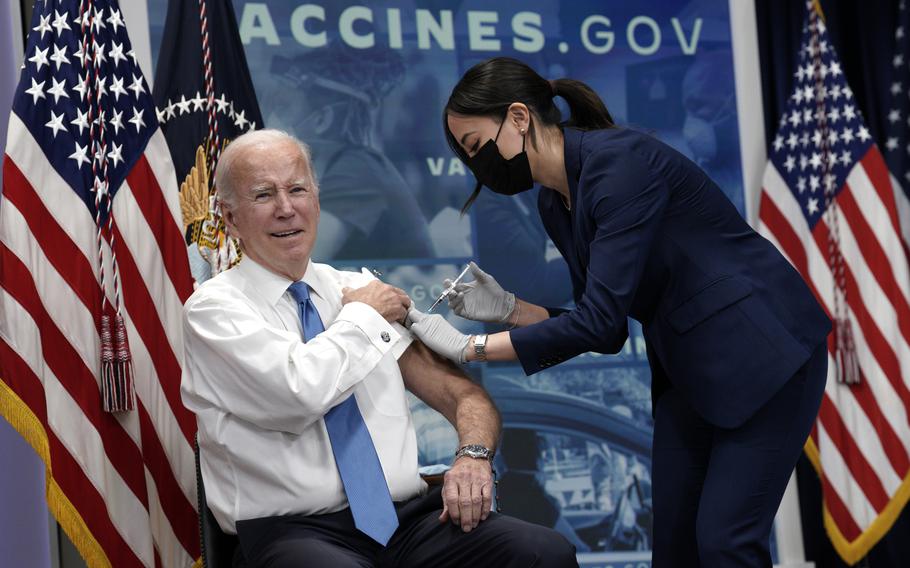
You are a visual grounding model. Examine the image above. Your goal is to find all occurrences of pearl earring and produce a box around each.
[519,128,526,135]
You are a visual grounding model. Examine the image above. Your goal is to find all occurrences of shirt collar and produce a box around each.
[299,261,333,304]
[234,256,333,307]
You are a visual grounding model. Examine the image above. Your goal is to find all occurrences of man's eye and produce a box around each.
[253,193,270,201]
[290,186,307,194]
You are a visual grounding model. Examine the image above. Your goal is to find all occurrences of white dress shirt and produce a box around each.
[181,257,426,533]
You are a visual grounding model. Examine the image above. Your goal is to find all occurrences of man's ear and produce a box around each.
[221,201,237,235]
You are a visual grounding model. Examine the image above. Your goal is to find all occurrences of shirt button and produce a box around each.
[381,331,391,342]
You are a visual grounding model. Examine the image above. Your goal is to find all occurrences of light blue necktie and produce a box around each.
[287,281,399,545]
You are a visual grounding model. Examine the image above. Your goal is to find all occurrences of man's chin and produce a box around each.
[244,247,312,280]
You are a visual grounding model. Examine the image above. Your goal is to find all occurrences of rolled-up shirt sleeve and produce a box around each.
[182,291,403,435]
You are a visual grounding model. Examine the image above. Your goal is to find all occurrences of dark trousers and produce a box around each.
[234,485,578,568]
[651,342,828,567]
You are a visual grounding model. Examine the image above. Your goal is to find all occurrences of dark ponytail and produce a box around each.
[444,57,614,213]
[551,78,614,129]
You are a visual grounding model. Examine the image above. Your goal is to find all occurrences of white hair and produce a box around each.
[214,129,317,207]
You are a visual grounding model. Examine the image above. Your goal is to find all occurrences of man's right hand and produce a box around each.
[439,456,494,532]
[342,280,411,323]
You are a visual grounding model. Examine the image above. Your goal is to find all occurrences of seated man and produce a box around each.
[180,129,577,568]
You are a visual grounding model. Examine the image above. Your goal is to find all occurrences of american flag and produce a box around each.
[757,3,910,564]
[0,1,198,566]
[885,0,910,247]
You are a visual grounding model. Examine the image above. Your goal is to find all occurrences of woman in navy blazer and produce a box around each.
[408,57,831,567]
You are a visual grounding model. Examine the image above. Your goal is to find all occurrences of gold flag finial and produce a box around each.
[812,0,825,19]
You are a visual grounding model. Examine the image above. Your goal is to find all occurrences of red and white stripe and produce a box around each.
[758,146,910,551]
[1,114,198,567]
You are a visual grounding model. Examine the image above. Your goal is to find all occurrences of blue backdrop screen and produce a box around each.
[148,2,744,565]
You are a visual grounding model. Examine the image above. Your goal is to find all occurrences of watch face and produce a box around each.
[473,335,487,358]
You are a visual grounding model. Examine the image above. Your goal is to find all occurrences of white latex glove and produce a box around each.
[407,308,471,364]
[444,262,515,324]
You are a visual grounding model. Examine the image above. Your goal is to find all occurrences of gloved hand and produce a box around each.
[444,262,515,324]
[407,308,471,364]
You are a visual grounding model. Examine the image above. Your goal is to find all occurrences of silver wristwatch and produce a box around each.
[455,444,495,462]
[473,334,488,361]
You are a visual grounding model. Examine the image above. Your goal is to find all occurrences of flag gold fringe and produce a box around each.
[805,436,910,565]
[0,380,112,567]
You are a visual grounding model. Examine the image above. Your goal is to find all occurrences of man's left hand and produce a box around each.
[438,456,494,532]
[341,280,411,323]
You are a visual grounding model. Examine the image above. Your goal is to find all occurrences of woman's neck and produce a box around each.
[531,127,570,200]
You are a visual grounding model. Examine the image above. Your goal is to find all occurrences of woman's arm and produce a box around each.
[508,147,667,374]
[408,298,546,363]
[463,330,517,362]
[507,298,551,328]
[412,143,664,370]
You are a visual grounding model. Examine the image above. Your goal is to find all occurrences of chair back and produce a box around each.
[195,436,239,568]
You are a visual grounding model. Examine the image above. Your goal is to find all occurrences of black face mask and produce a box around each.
[466,119,534,196]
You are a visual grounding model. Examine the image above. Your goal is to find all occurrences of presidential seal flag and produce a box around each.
[153,0,263,282]
[0,0,199,566]
[758,2,910,564]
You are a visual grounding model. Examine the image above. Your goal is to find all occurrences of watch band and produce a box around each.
[455,444,495,461]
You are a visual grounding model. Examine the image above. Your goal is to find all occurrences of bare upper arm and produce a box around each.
[398,340,478,424]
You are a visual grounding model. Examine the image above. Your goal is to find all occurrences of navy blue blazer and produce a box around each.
[509,127,831,428]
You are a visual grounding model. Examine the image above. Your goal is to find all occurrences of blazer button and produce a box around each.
[381,331,391,343]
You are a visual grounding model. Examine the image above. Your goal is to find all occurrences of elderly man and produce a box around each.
[180,129,576,568]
